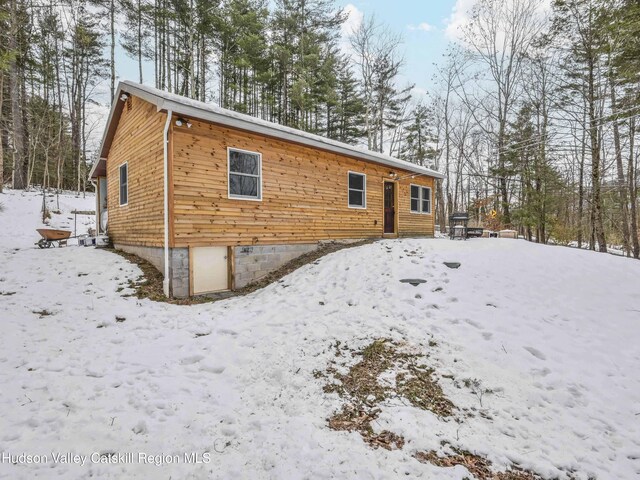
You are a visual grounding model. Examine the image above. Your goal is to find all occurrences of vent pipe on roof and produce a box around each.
[163,109,173,297]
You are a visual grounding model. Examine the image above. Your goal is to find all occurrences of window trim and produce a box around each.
[227,147,263,202]
[410,184,432,215]
[119,162,128,207]
[347,171,367,209]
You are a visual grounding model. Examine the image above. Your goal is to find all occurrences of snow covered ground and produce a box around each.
[0,189,639,479]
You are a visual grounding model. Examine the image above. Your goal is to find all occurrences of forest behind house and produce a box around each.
[1,0,639,256]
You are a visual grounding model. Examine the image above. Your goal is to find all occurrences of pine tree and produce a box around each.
[218,0,269,112]
[401,103,437,166]
[271,0,346,129]
[327,56,365,143]
[120,0,153,85]
[64,7,107,191]
[551,0,608,252]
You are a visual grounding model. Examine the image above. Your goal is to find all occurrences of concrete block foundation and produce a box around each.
[233,243,318,289]
[114,242,322,297]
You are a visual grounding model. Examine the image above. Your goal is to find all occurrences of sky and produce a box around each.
[336,0,464,98]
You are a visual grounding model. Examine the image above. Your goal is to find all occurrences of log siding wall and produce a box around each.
[106,97,167,247]
[171,119,434,247]
[105,97,435,248]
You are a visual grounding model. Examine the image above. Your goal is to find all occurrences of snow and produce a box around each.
[1,189,639,479]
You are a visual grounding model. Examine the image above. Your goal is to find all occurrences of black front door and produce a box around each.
[384,182,395,234]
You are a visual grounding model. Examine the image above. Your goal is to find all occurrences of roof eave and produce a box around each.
[93,80,445,180]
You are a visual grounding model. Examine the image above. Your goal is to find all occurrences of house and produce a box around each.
[89,81,444,297]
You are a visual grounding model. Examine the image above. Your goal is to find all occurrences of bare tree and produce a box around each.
[0,70,4,192]
[432,48,472,230]
[349,14,404,152]
[553,0,607,252]
[629,117,639,257]
[9,0,26,189]
[461,0,545,226]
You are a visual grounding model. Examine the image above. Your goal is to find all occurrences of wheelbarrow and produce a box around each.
[36,228,72,248]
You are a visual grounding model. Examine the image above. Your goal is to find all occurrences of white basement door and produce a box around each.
[191,246,229,294]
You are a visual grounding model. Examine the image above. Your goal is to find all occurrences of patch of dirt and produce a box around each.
[110,240,374,304]
[322,338,452,450]
[324,338,454,415]
[328,404,405,450]
[414,446,542,480]
[320,339,551,479]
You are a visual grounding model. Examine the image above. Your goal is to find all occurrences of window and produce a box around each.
[348,172,366,208]
[228,148,262,200]
[410,184,431,214]
[410,185,420,213]
[119,163,128,206]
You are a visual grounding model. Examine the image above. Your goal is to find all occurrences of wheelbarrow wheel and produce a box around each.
[37,239,47,249]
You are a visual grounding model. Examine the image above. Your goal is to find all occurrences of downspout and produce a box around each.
[163,110,173,297]
[89,179,98,234]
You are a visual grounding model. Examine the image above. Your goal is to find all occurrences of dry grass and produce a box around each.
[324,339,395,405]
[324,339,454,416]
[396,363,455,416]
[414,447,542,480]
[321,339,553,479]
[111,249,210,305]
[328,404,405,450]
[323,339,453,451]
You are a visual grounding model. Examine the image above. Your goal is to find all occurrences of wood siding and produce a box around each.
[106,97,167,247]
[171,119,435,247]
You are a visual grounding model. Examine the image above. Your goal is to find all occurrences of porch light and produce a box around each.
[175,118,192,128]
[119,93,129,102]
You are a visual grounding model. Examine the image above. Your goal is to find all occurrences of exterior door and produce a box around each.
[191,246,229,294]
[384,182,395,234]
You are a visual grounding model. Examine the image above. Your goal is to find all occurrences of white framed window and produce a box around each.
[119,162,128,206]
[348,171,366,208]
[228,147,262,201]
[410,184,431,214]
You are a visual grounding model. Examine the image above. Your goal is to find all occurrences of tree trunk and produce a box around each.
[110,0,116,99]
[609,79,630,255]
[9,0,27,189]
[587,59,606,252]
[0,71,4,193]
[497,116,511,226]
[629,118,639,258]
[138,0,143,83]
[577,106,587,248]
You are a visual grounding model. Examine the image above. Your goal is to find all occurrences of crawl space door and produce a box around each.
[191,246,229,294]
